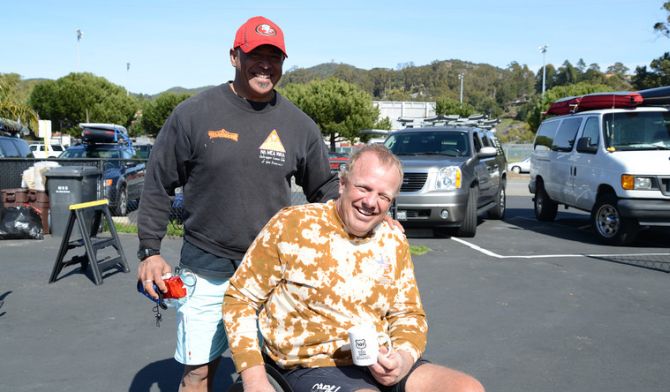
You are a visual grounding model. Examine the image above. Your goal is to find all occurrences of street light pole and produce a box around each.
[539,45,548,99]
[126,62,131,96]
[76,29,83,71]
[458,73,464,104]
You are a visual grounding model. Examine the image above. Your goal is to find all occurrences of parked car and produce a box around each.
[59,124,145,216]
[507,157,531,174]
[29,143,65,158]
[328,151,349,172]
[0,134,34,158]
[384,126,507,237]
[529,92,670,245]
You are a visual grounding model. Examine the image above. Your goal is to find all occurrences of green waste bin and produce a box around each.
[45,166,101,237]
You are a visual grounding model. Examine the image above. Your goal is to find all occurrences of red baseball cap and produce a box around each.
[233,16,287,57]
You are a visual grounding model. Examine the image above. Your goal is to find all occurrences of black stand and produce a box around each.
[49,199,130,285]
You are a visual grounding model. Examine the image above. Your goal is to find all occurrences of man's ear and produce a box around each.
[229,48,238,67]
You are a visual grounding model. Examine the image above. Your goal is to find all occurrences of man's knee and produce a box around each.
[181,363,213,386]
[406,363,485,392]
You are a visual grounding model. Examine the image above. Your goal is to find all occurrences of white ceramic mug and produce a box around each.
[347,324,392,366]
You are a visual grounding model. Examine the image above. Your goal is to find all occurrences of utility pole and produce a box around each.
[126,62,131,96]
[458,73,464,104]
[76,29,83,71]
[539,45,548,99]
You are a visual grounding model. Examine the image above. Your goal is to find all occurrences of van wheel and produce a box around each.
[456,186,478,237]
[112,186,128,216]
[488,183,506,219]
[512,166,521,174]
[534,182,557,221]
[592,194,638,245]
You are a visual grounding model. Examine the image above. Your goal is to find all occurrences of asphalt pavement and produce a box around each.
[1,175,669,392]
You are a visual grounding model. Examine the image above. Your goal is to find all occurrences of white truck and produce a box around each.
[529,91,670,245]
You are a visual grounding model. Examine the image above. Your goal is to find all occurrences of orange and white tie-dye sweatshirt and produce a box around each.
[223,200,427,373]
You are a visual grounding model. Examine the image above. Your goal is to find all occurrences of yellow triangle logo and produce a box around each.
[259,129,285,152]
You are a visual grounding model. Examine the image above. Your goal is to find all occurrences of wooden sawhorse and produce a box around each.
[49,199,130,285]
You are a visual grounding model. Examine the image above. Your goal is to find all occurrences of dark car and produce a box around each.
[0,134,34,158]
[384,126,507,237]
[328,151,349,172]
[59,124,145,216]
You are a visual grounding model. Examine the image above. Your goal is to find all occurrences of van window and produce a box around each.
[581,117,600,149]
[534,120,559,151]
[603,111,670,150]
[52,145,64,152]
[552,117,583,152]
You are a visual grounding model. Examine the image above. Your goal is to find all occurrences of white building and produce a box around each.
[373,101,436,130]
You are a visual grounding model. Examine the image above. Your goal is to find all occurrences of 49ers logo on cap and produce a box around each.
[255,24,276,37]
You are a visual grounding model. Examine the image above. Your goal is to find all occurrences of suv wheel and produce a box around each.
[592,194,639,245]
[511,166,521,174]
[112,186,128,216]
[534,181,557,221]
[488,183,506,219]
[455,186,478,237]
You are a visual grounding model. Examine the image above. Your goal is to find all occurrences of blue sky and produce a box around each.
[2,0,668,95]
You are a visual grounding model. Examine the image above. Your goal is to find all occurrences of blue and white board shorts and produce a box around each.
[174,273,230,365]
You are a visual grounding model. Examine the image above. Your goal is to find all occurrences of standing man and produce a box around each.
[137,16,339,391]
[224,145,485,392]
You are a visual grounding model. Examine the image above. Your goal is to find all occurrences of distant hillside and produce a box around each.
[157,85,215,98]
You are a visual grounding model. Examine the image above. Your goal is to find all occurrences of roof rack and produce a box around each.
[79,123,132,147]
[417,114,500,129]
[0,118,31,136]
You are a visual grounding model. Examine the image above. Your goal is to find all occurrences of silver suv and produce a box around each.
[384,126,507,237]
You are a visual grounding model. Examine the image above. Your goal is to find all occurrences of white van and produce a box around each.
[529,105,670,245]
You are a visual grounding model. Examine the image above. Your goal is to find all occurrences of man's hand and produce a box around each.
[240,365,276,392]
[369,348,413,387]
[137,255,172,300]
[383,215,405,233]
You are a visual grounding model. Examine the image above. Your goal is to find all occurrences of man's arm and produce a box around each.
[295,125,340,203]
[239,365,276,392]
[385,240,428,362]
[223,212,286,373]
[369,347,415,387]
[136,112,191,295]
[137,113,190,252]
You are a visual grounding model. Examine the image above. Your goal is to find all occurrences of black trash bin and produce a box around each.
[45,166,101,237]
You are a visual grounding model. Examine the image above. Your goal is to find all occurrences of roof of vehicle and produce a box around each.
[79,123,129,133]
[542,105,669,120]
[389,126,491,134]
[66,143,132,151]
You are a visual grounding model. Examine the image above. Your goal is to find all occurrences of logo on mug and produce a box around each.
[355,339,367,349]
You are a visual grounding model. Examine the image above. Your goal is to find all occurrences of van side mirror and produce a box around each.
[576,137,597,153]
[477,146,497,158]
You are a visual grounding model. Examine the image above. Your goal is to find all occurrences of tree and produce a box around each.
[29,72,137,135]
[535,64,556,94]
[654,1,670,37]
[280,78,382,151]
[0,73,39,132]
[524,82,612,131]
[632,52,670,89]
[554,60,580,86]
[435,96,475,117]
[138,92,191,137]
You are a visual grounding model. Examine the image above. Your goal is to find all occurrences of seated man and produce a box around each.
[223,144,485,392]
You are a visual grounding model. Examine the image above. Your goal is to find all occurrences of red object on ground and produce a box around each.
[577,92,643,110]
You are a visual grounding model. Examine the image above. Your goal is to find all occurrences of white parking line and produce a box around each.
[450,237,670,259]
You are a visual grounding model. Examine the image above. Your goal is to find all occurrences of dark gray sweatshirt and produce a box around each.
[138,83,339,273]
